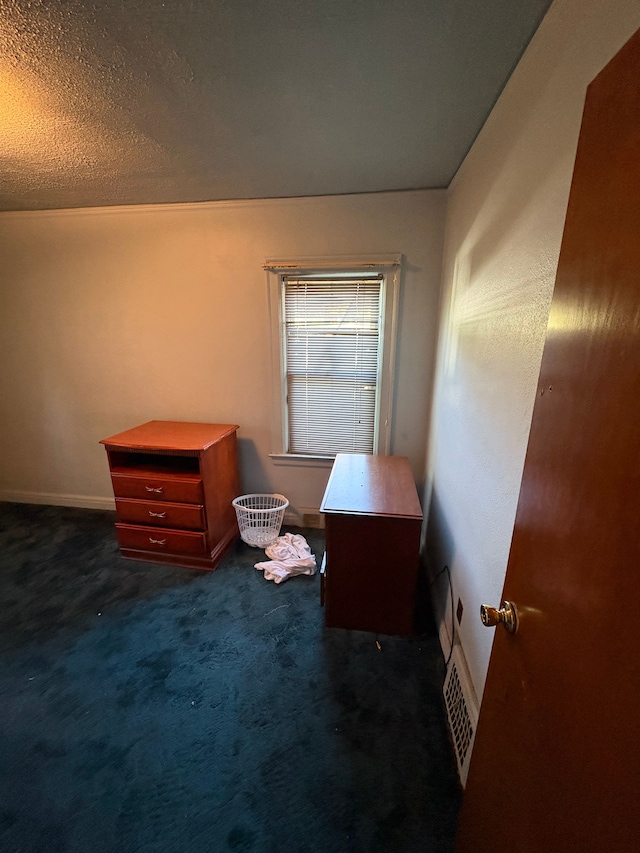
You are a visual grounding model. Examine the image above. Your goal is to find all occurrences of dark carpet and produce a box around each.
[0,502,460,853]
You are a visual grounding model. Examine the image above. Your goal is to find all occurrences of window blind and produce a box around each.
[283,275,383,455]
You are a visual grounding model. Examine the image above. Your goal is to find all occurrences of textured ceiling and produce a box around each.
[0,0,553,211]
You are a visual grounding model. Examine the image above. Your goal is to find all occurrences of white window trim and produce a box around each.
[265,254,401,466]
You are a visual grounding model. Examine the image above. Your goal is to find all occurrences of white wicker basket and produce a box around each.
[232,493,289,548]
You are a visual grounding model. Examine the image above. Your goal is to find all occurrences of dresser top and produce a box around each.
[100,421,239,452]
[320,453,423,519]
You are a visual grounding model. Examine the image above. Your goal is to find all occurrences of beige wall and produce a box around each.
[0,189,445,518]
[426,0,640,699]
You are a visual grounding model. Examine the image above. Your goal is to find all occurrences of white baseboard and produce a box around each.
[439,615,453,660]
[0,492,327,528]
[0,490,116,511]
[283,506,325,528]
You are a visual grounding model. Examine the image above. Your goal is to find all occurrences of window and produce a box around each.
[265,256,401,463]
[284,274,381,455]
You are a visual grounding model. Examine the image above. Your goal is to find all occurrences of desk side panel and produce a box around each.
[324,513,421,636]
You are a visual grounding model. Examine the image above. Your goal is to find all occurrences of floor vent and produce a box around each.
[443,646,478,786]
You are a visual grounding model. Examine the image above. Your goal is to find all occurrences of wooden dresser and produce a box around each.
[319,453,423,636]
[100,421,240,571]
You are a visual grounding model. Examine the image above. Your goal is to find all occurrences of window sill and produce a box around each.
[269,453,335,468]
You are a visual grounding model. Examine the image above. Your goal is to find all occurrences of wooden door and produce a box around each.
[456,28,640,853]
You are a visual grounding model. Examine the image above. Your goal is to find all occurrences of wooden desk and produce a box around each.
[100,421,240,571]
[319,453,423,636]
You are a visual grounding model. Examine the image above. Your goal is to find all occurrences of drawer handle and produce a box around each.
[145,486,164,493]
[149,537,167,546]
[149,511,166,518]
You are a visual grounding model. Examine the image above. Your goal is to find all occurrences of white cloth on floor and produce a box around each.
[254,532,317,584]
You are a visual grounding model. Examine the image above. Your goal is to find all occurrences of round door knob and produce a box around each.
[480,600,518,633]
[480,605,501,627]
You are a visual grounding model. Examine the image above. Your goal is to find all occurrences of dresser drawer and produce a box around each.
[115,523,208,557]
[110,471,204,504]
[115,498,206,530]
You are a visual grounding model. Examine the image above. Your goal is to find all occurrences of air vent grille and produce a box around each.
[443,646,478,786]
